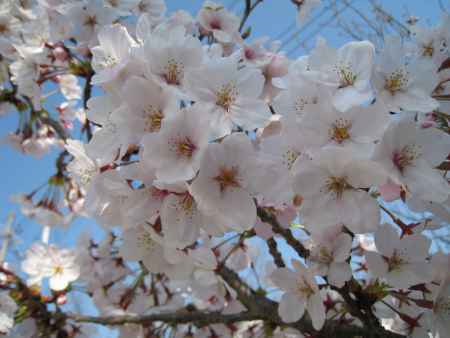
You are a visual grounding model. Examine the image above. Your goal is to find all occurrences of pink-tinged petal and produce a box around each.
[379,180,402,202]
[307,293,326,330]
[270,268,298,292]
[220,188,256,231]
[374,224,398,257]
[365,251,389,278]
[254,220,274,240]
[232,97,271,131]
[328,262,352,287]
[399,234,431,260]
[278,292,306,323]
[49,273,68,291]
[333,233,353,262]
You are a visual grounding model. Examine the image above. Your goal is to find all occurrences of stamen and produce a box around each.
[329,118,352,144]
[337,64,357,88]
[282,149,299,170]
[392,145,421,173]
[385,69,409,95]
[297,277,315,298]
[174,137,197,158]
[385,250,404,272]
[53,266,64,275]
[84,15,97,27]
[422,43,434,57]
[213,166,240,192]
[325,176,351,200]
[216,83,237,112]
[143,106,164,132]
[164,59,184,85]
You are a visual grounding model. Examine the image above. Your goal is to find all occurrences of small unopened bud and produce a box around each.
[293,194,303,207]
[53,46,69,62]
[56,293,67,305]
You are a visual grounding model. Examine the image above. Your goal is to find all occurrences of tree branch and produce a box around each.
[267,238,285,267]
[257,206,310,258]
[82,69,94,141]
[239,0,264,32]
[66,309,260,327]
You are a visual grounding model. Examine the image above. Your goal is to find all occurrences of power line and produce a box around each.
[279,1,336,50]
[274,21,296,42]
[0,213,15,264]
[286,0,354,56]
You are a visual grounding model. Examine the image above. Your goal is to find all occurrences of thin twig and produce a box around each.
[239,0,264,32]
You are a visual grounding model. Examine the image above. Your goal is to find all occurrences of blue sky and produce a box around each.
[0,0,447,335]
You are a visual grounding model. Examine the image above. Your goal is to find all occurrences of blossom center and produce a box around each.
[392,145,421,173]
[385,69,409,95]
[386,250,405,272]
[317,246,333,264]
[329,118,352,144]
[137,229,156,251]
[282,149,300,170]
[244,48,256,60]
[210,17,222,30]
[79,167,97,185]
[164,59,184,85]
[100,55,118,69]
[213,166,240,192]
[143,106,164,132]
[434,298,450,316]
[180,193,194,213]
[337,65,356,88]
[149,187,169,201]
[0,23,8,35]
[422,43,434,57]
[325,176,350,200]
[84,15,97,28]
[297,277,315,298]
[216,83,237,112]
[171,137,197,158]
[53,265,64,275]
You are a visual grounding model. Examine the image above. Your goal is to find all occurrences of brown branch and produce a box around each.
[82,69,94,141]
[65,302,403,338]
[257,206,310,258]
[66,309,260,327]
[39,116,68,141]
[267,238,285,267]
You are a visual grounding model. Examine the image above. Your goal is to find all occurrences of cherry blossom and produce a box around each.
[91,24,135,84]
[430,278,450,337]
[307,226,353,287]
[120,75,178,141]
[191,133,262,231]
[365,224,432,288]
[143,25,203,91]
[185,55,271,138]
[373,36,439,113]
[292,147,387,233]
[142,104,210,183]
[22,243,80,291]
[197,1,240,44]
[307,39,375,112]
[0,292,17,334]
[372,117,450,203]
[270,260,326,330]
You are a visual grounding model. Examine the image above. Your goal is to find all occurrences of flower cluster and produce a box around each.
[0,0,450,337]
